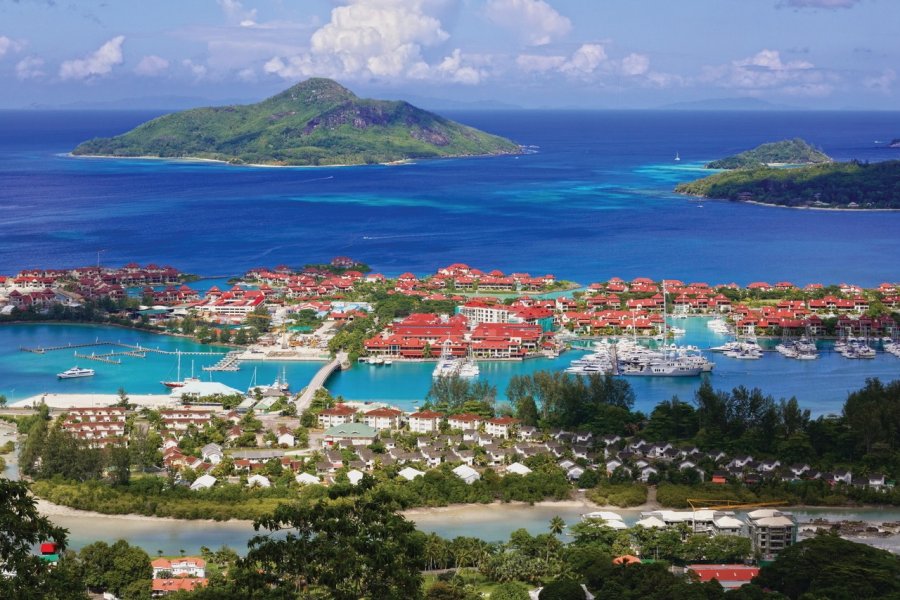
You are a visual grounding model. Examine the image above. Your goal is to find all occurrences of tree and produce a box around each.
[78,540,151,600]
[549,516,566,536]
[753,534,900,599]
[0,394,6,408]
[0,479,84,599]
[237,497,425,600]
[538,579,585,600]
[492,581,531,600]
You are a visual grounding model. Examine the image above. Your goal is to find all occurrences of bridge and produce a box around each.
[296,351,348,413]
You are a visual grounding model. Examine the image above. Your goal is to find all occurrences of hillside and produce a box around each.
[72,78,521,166]
[675,160,900,209]
[706,138,831,169]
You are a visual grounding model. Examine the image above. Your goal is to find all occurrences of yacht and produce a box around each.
[58,366,95,379]
[619,359,702,377]
[724,347,762,360]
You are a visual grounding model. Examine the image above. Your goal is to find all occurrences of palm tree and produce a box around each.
[549,515,566,536]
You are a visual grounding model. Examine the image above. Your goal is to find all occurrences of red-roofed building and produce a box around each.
[686,565,759,590]
[362,407,403,431]
[152,578,208,595]
[409,410,444,434]
[318,404,357,429]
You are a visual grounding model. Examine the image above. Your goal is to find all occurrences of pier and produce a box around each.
[203,351,243,372]
[296,351,348,413]
[73,352,122,365]
[21,341,225,357]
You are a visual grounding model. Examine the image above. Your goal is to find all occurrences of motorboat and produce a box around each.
[58,366,95,379]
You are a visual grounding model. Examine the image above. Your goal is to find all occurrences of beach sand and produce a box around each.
[12,393,175,409]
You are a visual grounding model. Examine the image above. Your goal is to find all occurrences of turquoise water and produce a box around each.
[46,504,900,553]
[0,323,324,402]
[2,322,897,415]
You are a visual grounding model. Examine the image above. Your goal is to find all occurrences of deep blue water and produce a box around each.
[1,110,899,284]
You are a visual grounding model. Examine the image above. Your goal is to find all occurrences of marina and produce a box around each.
[3,320,898,416]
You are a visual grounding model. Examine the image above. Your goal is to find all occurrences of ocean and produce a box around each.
[1,109,899,285]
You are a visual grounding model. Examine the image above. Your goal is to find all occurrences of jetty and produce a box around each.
[203,351,243,372]
[73,352,122,365]
[21,341,225,357]
[296,351,349,413]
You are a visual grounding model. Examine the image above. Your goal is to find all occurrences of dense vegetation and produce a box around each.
[675,159,900,208]
[706,138,830,169]
[72,78,520,166]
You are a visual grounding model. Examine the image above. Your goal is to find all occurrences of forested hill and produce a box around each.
[706,138,831,169]
[675,160,900,209]
[72,78,521,166]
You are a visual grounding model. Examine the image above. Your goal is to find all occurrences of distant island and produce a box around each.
[890,139,900,148]
[706,138,831,169]
[71,78,520,166]
[675,160,900,209]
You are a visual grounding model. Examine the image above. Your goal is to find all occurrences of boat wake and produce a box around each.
[362,233,446,241]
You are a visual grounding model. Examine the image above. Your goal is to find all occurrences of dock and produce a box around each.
[202,351,243,372]
[296,351,348,413]
[73,352,122,365]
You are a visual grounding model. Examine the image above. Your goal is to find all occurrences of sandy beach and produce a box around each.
[12,393,176,409]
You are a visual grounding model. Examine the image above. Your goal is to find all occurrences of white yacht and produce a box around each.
[58,366,95,379]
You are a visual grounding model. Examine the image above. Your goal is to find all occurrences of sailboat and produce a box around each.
[674,152,681,162]
[161,351,200,388]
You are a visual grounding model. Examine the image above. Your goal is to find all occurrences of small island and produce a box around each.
[705,138,831,169]
[72,78,520,166]
[890,138,900,148]
[675,159,900,209]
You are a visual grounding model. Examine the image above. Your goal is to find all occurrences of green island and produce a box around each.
[71,78,520,166]
[675,159,900,209]
[705,138,831,170]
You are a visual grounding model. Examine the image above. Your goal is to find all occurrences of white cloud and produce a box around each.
[702,49,834,96]
[561,43,607,76]
[516,53,566,74]
[134,55,169,77]
[778,0,862,8]
[182,59,208,79]
[620,53,650,76]
[218,0,258,26]
[264,0,487,84]
[59,36,125,81]
[0,36,24,59]
[484,0,572,46]
[15,56,45,80]
[863,68,896,93]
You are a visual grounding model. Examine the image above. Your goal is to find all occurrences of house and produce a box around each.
[200,443,224,464]
[398,466,425,481]
[362,407,403,431]
[152,557,206,579]
[295,472,321,485]
[408,410,444,434]
[686,565,759,591]
[447,413,483,431]
[276,427,296,447]
[322,423,378,447]
[506,462,532,476]
[346,469,365,486]
[639,466,658,483]
[833,469,852,484]
[567,466,585,481]
[486,417,520,439]
[517,425,538,441]
[247,474,271,488]
[452,464,480,485]
[747,510,797,560]
[189,474,217,491]
[318,404,357,429]
[152,578,208,595]
[868,473,886,489]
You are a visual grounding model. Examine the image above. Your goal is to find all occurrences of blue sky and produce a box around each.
[0,0,896,109]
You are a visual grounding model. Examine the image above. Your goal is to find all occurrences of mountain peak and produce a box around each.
[267,78,356,107]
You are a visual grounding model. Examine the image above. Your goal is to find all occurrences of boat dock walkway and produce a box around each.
[296,351,348,413]
[202,351,243,372]
[73,352,122,365]
[21,341,225,357]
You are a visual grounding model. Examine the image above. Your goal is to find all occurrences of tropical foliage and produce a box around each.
[73,78,520,166]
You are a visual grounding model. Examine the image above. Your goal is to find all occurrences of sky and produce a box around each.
[0,0,897,109]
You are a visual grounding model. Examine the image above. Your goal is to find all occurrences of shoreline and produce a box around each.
[679,194,900,212]
[67,149,520,169]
